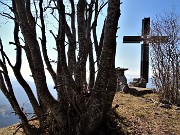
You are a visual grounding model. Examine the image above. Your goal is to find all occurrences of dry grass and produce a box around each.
[113,92,180,135]
[0,92,180,135]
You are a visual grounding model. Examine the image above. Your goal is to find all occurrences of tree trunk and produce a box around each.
[0,0,121,134]
[77,0,120,134]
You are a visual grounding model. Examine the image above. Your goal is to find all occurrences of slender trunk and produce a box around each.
[12,1,42,119]
[88,39,95,91]
[0,71,33,135]
[67,0,76,75]
[76,0,88,89]
[103,48,117,117]
[87,1,94,91]
[39,0,57,85]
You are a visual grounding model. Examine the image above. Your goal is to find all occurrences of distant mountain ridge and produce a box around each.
[0,80,35,128]
[0,80,56,128]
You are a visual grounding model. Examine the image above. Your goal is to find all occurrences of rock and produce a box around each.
[116,67,129,92]
[129,78,147,88]
[160,99,172,105]
[159,103,172,109]
[122,84,129,93]
[116,74,129,92]
[128,87,153,96]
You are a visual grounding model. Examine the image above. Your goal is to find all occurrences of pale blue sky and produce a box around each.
[0,0,180,82]
[116,0,180,78]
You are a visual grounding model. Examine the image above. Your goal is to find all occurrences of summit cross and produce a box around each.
[123,17,168,86]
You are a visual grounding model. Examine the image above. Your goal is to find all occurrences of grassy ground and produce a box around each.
[113,92,180,135]
[0,92,180,135]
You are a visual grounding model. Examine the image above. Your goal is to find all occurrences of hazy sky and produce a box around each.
[0,0,180,83]
[116,0,180,78]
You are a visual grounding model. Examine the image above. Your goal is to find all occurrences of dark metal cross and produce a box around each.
[123,17,168,85]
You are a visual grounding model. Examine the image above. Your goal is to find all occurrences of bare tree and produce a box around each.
[0,0,121,134]
[150,10,180,106]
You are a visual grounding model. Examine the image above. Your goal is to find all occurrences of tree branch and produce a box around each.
[39,0,57,85]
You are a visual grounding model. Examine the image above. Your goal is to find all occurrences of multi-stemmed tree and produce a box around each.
[0,0,121,134]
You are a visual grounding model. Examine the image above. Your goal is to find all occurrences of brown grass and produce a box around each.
[113,92,180,135]
[0,92,180,135]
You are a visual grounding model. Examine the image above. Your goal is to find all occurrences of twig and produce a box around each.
[13,123,23,135]
[49,30,57,39]
[9,42,25,49]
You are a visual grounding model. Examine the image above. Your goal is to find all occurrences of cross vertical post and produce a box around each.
[140,18,150,83]
[140,43,149,83]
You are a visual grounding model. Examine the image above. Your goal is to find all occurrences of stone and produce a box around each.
[129,78,146,88]
[116,75,129,92]
[159,103,172,109]
[160,99,172,105]
[128,87,153,96]
[116,67,129,92]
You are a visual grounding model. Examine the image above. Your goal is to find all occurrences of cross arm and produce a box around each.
[123,36,142,43]
[150,36,169,43]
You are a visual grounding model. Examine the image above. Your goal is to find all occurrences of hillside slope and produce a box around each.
[113,92,180,135]
[0,92,180,135]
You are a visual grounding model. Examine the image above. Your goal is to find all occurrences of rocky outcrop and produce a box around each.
[129,78,147,88]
